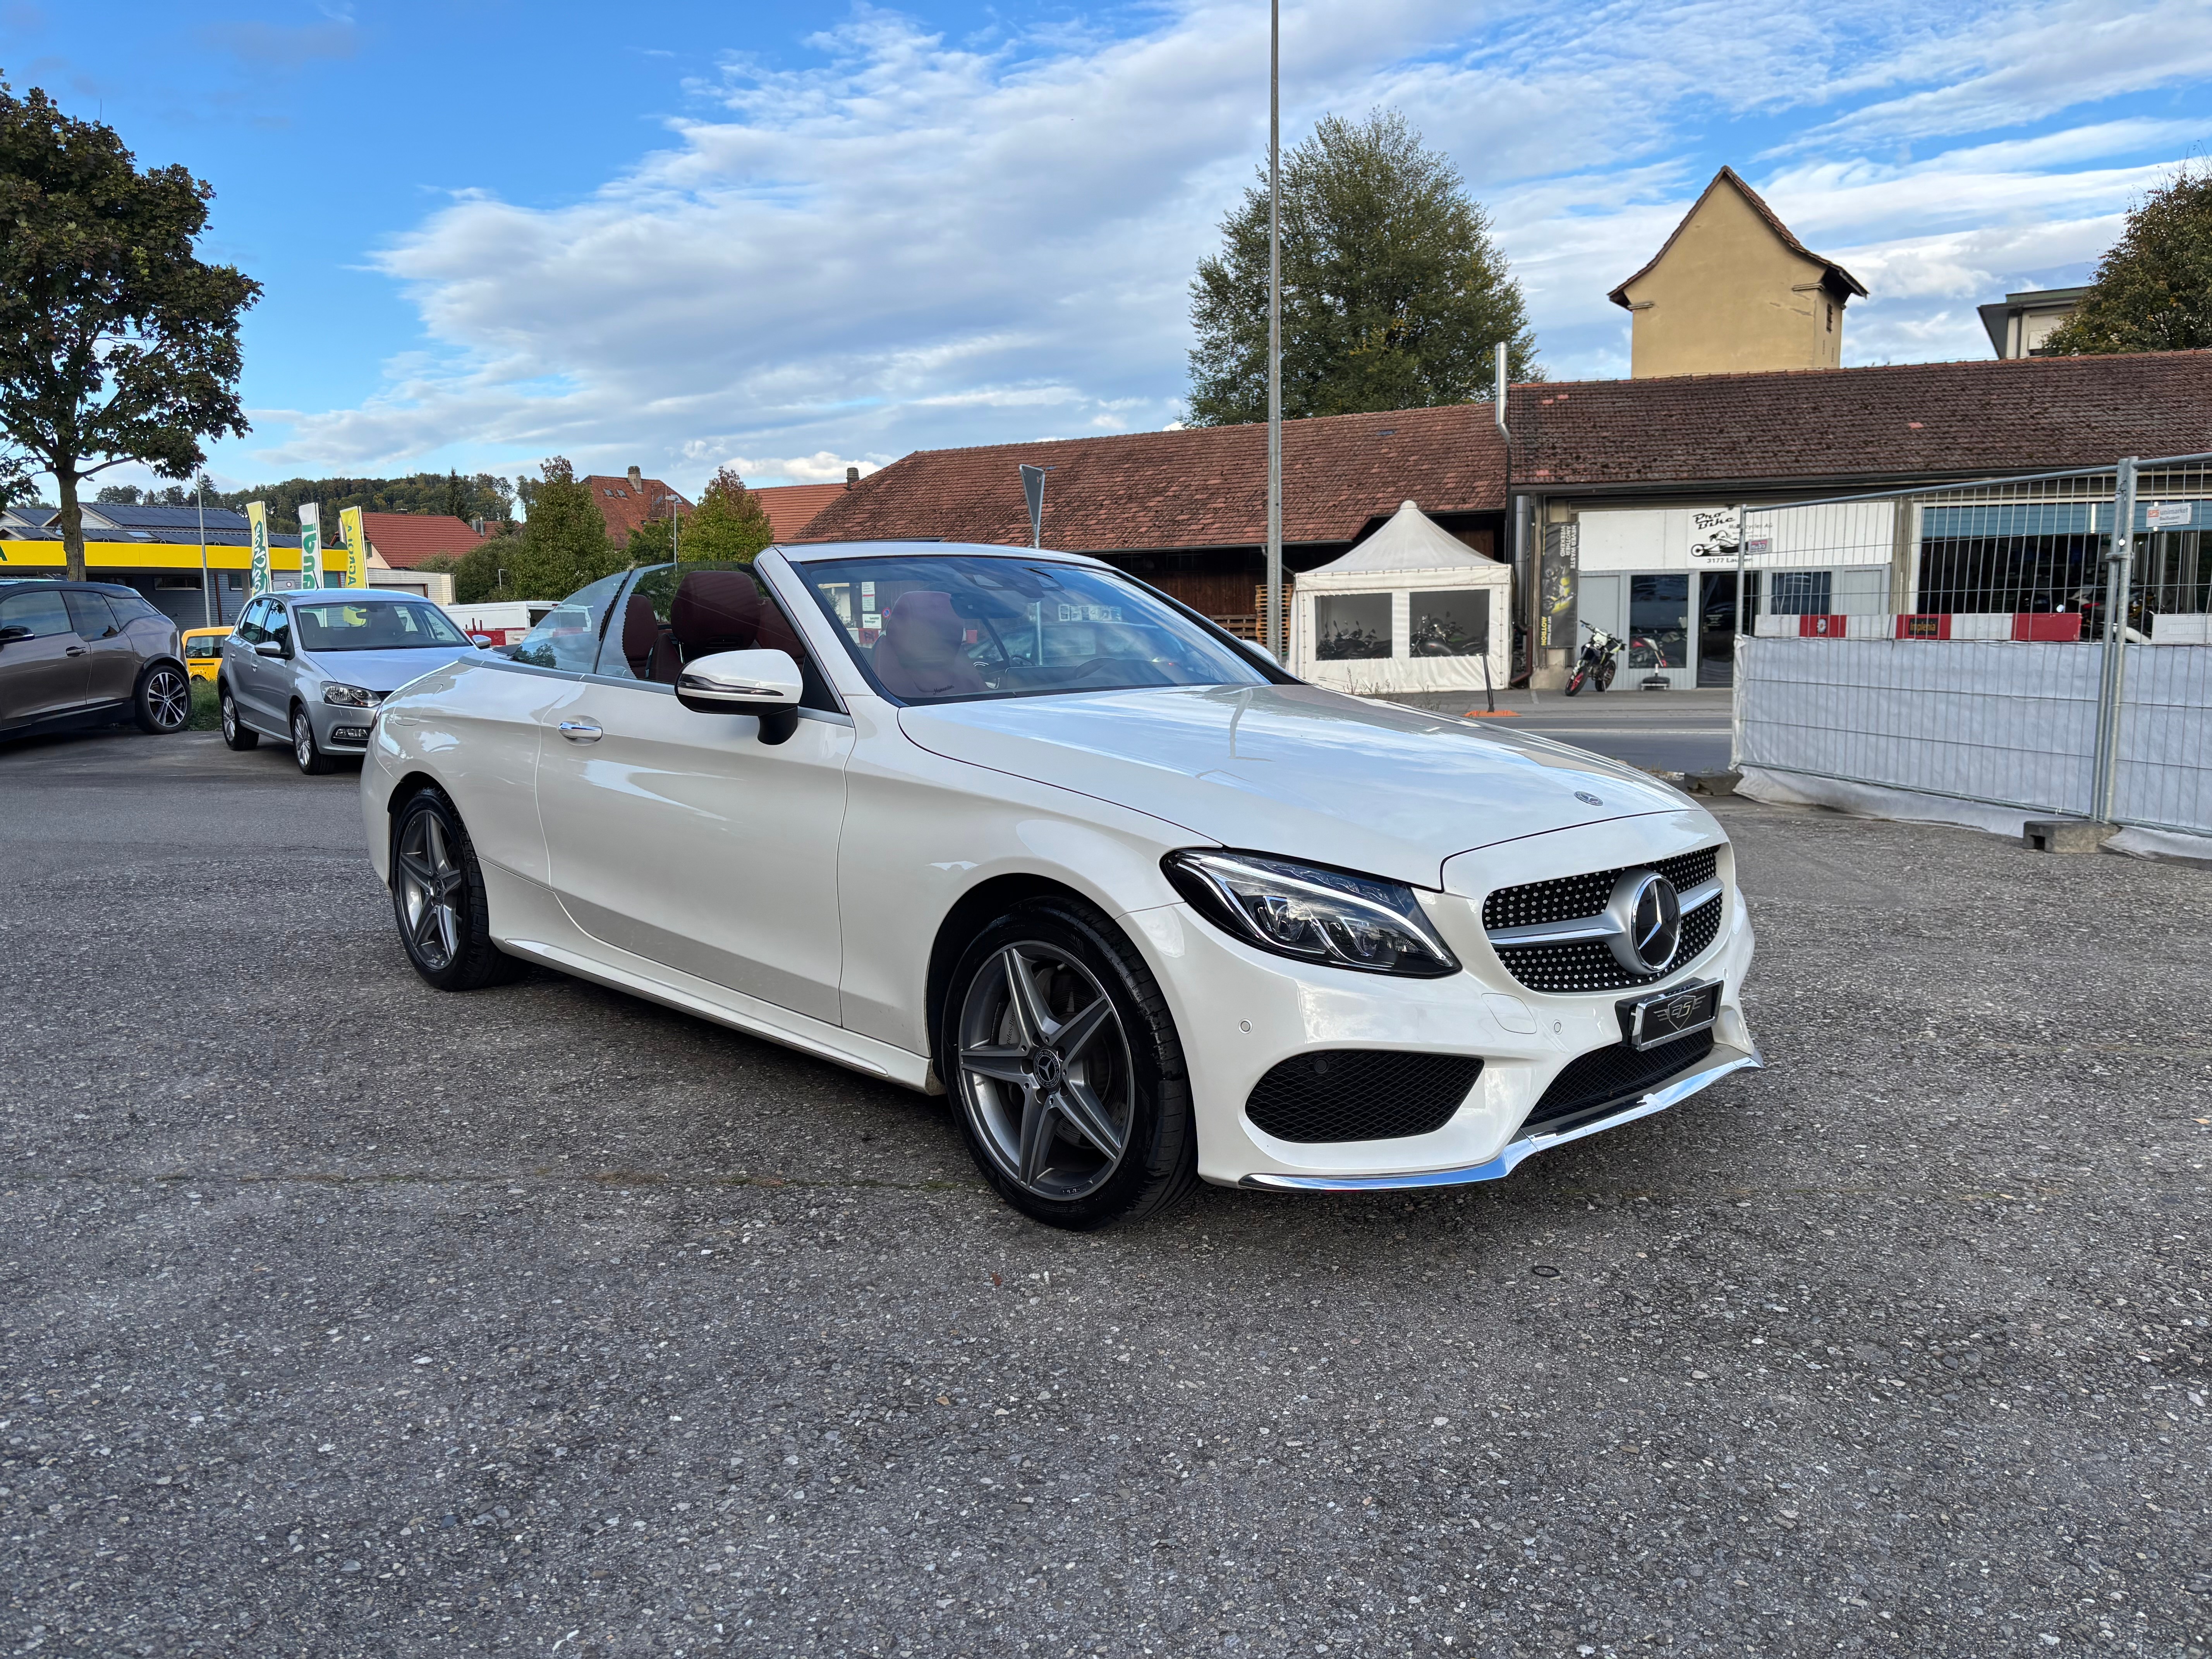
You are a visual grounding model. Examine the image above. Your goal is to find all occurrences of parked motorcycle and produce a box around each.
[1564,622,1622,696]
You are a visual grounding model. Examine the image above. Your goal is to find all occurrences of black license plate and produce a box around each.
[1618,980,1722,1051]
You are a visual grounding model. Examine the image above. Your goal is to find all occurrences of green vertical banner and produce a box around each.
[246,501,272,597]
[337,506,369,588]
[298,502,323,589]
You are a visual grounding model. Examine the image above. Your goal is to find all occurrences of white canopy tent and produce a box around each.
[1289,500,1512,697]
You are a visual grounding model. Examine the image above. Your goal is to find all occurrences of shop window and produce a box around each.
[1769,571,1833,615]
[1408,590,1489,657]
[1314,592,1391,660]
[1627,574,1689,670]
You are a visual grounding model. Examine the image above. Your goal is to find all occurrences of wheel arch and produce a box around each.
[924,872,1097,1074]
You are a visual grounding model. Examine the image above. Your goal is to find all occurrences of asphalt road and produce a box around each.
[3,730,2207,1659]
[1382,690,1735,778]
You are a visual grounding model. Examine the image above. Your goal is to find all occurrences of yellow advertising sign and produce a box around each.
[245,501,272,596]
[335,506,369,588]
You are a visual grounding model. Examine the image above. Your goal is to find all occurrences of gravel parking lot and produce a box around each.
[3,729,2207,1658]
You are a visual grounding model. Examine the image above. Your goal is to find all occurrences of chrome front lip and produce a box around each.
[1239,1042,1764,1193]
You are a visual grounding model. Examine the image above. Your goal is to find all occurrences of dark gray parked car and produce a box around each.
[0,579,191,742]
[217,588,487,774]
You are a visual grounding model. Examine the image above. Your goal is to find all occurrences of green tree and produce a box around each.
[508,456,620,599]
[0,79,260,578]
[421,535,514,605]
[2042,163,2212,355]
[625,465,776,565]
[1185,108,1536,426]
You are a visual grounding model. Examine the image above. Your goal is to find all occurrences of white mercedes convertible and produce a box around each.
[362,544,1760,1228]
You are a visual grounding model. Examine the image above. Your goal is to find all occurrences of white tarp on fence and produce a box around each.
[1734,637,2212,837]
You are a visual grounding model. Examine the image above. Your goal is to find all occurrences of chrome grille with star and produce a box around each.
[1480,847,1723,994]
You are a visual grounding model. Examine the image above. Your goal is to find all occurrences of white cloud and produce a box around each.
[250,0,2212,485]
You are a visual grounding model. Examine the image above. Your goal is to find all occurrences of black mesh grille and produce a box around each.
[1245,1051,1484,1144]
[1522,1031,1717,1134]
[1485,847,1724,994]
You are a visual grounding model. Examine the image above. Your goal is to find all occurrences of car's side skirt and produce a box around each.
[1237,1044,1762,1192]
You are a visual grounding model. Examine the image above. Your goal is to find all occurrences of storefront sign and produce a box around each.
[246,501,272,596]
[1687,506,1740,560]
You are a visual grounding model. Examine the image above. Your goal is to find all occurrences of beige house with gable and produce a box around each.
[1609,167,1868,378]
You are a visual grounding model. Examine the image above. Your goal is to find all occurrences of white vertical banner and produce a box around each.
[298,502,323,589]
[246,501,272,597]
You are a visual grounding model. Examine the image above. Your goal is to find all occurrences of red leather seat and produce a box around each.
[872,590,986,698]
[670,570,762,661]
[622,593,679,683]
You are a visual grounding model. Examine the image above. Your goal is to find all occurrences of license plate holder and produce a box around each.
[1618,979,1722,1051]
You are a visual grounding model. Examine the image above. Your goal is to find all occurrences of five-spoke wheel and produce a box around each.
[944,897,1195,1228]
[389,788,520,991]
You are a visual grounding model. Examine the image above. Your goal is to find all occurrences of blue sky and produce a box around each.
[22,1,2212,501]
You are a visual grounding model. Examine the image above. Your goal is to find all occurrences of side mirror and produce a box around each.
[0,624,30,645]
[677,647,804,744]
[254,640,286,658]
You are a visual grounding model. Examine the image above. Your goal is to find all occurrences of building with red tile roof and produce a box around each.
[583,467,692,543]
[361,512,488,570]
[753,481,852,541]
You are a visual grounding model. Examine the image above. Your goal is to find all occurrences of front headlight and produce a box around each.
[1162,849,1460,977]
[323,684,381,707]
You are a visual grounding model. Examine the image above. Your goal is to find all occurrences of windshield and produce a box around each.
[792,555,1273,703]
[293,599,469,652]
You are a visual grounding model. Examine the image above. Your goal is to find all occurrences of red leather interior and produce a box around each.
[622,594,678,683]
[670,571,763,658]
[872,589,986,698]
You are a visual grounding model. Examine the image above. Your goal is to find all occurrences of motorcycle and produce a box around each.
[1564,621,1622,696]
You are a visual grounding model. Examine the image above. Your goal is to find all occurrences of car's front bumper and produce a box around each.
[1120,813,1760,1189]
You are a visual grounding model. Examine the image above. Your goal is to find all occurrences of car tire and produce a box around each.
[218,682,258,750]
[389,787,522,992]
[291,703,336,775]
[941,895,1197,1230]
[132,662,192,734]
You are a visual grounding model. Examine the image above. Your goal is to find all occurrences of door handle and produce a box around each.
[558,720,603,743]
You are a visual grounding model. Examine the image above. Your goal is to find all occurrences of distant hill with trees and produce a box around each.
[98,469,518,533]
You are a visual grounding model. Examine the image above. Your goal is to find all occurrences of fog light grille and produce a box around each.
[1245,1051,1483,1144]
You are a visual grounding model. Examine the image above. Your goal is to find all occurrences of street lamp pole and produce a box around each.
[1264,0,1282,663]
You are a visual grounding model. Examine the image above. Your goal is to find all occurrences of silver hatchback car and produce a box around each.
[217,589,487,773]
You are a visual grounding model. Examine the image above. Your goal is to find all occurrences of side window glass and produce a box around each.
[594,563,836,711]
[510,571,626,672]
[64,591,120,640]
[0,589,72,637]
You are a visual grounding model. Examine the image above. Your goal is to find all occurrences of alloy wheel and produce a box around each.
[146,668,190,731]
[395,810,465,971]
[955,942,1135,1202]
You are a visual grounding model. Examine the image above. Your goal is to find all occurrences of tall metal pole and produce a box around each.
[2091,455,2138,824]
[1264,0,1283,663]
[195,471,212,627]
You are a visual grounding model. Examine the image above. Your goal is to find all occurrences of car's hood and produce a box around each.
[300,646,484,694]
[896,684,1695,888]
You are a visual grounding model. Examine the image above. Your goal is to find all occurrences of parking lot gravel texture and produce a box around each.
[2,730,2207,1658]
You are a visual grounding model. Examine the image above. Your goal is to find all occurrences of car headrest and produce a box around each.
[670,570,761,657]
[622,594,663,678]
[883,589,963,667]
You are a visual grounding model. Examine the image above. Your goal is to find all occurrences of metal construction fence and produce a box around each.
[1727,452,2212,840]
